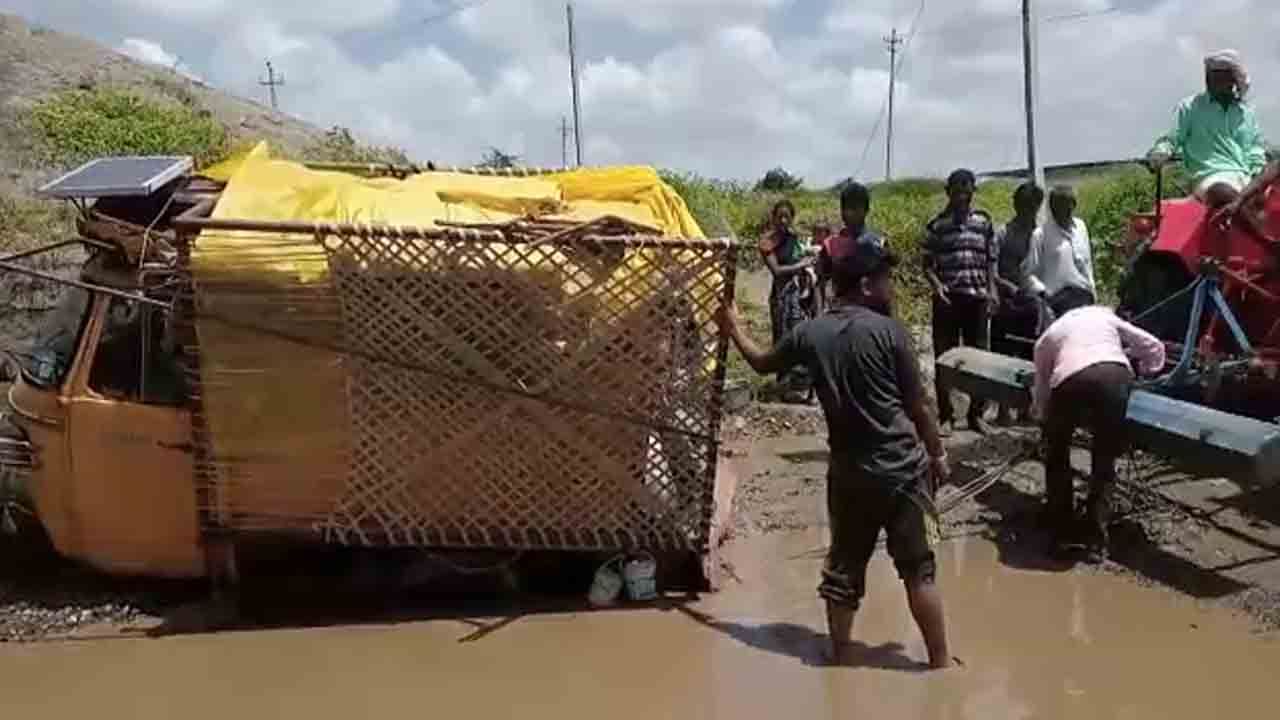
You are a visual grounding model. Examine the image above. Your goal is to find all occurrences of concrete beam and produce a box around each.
[935,347,1280,486]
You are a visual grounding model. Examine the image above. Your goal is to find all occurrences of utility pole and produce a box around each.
[567,3,584,167]
[259,60,285,112]
[884,28,902,182]
[560,116,572,168]
[1022,0,1047,205]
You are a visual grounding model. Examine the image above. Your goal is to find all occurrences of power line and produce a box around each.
[1044,6,1123,23]
[422,0,496,26]
[857,0,927,178]
[913,2,1135,36]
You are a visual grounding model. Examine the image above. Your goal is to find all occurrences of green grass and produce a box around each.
[0,194,75,253]
[30,87,230,167]
[27,87,413,175]
[300,126,410,165]
[666,167,1177,327]
[725,281,772,390]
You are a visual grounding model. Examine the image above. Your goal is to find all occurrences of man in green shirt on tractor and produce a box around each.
[1147,50,1268,209]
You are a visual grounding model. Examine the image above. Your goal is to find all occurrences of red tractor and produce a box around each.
[1119,165,1280,421]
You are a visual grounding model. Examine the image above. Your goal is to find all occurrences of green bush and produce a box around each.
[1074,164,1187,304]
[663,172,1018,326]
[301,126,411,165]
[0,194,75,252]
[755,167,803,192]
[30,87,229,167]
[663,167,1183,328]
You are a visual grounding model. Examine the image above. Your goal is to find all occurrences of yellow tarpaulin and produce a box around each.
[190,143,719,534]
[201,142,702,237]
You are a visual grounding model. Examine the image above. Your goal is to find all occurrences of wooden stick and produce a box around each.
[0,258,168,308]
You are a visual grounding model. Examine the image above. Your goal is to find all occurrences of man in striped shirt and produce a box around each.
[924,169,998,435]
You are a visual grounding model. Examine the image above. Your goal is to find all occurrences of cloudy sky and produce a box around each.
[5,0,1279,185]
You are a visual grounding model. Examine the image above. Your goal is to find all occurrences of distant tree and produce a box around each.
[755,167,803,192]
[830,177,856,194]
[479,147,520,169]
[302,125,410,164]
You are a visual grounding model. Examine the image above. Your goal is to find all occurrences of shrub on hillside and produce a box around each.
[301,126,410,165]
[755,167,803,192]
[0,194,75,252]
[30,87,229,167]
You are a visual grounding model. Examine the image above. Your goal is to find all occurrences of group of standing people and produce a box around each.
[758,169,1101,431]
[724,47,1270,670]
[729,176,1163,668]
[737,161,1163,671]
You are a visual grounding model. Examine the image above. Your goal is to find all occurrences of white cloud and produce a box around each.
[117,36,205,82]
[118,37,178,68]
[114,0,401,30]
[9,0,1280,184]
[580,0,791,32]
[454,1,564,55]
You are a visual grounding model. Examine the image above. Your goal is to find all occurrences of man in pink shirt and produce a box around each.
[1032,306,1166,562]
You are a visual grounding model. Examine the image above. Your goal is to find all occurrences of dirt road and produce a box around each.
[721,400,1280,631]
[728,269,1280,630]
[3,270,1280,716]
[3,528,1277,719]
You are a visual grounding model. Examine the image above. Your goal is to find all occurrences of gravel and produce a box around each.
[0,534,187,642]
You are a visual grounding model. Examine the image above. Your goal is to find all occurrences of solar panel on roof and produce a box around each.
[38,156,193,199]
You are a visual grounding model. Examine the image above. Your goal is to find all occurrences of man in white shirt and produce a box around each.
[1032,306,1166,563]
[1022,186,1097,318]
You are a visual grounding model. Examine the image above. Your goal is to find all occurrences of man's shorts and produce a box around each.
[818,472,939,609]
[1195,171,1249,200]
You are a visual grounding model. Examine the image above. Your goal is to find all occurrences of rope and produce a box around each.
[1128,276,1200,324]
[936,447,1036,516]
[140,191,178,266]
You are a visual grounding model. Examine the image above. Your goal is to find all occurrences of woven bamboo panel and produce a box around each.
[187,228,734,553]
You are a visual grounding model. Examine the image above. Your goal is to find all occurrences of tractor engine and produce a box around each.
[1119,183,1280,421]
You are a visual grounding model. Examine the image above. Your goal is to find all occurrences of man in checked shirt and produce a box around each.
[923,169,998,436]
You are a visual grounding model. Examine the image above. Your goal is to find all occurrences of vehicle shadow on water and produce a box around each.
[132,589,689,642]
[675,605,930,672]
[0,539,708,644]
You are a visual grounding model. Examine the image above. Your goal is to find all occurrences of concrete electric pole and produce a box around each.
[1022,0,1047,200]
[567,3,584,167]
[884,28,902,182]
[259,60,285,112]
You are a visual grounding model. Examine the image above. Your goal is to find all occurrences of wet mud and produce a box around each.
[2,531,1275,719]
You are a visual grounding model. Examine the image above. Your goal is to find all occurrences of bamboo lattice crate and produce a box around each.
[187,229,735,553]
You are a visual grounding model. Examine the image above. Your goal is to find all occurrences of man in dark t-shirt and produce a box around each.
[718,236,953,669]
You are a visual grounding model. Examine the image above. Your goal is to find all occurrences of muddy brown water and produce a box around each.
[2,532,1276,718]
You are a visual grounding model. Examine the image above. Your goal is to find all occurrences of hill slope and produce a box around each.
[0,12,326,192]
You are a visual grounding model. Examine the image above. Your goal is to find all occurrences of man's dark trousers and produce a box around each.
[931,294,990,423]
[1044,362,1133,547]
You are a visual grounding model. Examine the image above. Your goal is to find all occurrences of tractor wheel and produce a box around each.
[1118,254,1195,343]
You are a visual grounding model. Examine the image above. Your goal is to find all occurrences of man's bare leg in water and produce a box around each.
[825,601,855,663]
[825,585,951,669]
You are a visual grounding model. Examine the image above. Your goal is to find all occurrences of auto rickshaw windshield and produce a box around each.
[16,288,91,389]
